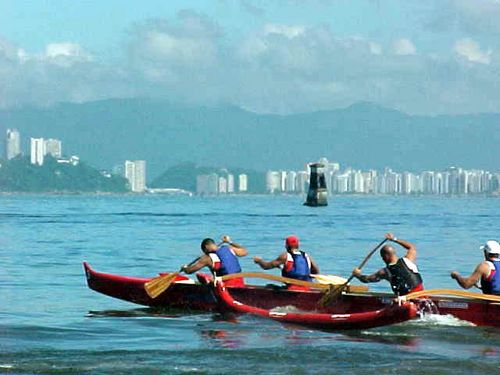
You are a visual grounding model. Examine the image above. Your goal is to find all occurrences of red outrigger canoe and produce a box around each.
[83,262,500,328]
[214,281,417,330]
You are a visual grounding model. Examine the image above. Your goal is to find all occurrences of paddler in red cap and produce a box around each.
[253,235,320,284]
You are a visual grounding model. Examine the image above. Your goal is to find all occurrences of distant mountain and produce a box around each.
[0,99,498,180]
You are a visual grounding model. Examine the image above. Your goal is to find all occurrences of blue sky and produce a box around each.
[1,0,499,114]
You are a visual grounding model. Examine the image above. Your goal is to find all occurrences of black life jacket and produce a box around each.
[386,258,423,296]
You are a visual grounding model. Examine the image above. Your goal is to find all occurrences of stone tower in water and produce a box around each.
[304,163,328,206]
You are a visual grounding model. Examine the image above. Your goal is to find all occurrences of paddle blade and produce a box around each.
[311,274,347,285]
[318,282,347,307]
[144,272,180,299]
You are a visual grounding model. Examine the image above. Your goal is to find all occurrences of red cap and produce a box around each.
[285,236,299,248]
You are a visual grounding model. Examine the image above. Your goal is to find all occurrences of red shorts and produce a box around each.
[225,277,245,288]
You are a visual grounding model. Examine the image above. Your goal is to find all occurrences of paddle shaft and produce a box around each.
[318,238,389,306]
[403,288,500,303]
[179,256,202,273]
[343,238,389,286]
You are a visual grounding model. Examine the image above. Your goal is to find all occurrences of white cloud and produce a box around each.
[454,38,492,64]
[45,43,88,58]
[0,11,499,114]
[263,24,305,39]
[392,38,416,55]
[42,42,93,67]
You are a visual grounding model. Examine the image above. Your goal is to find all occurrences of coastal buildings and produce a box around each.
[125,160,146,193]
[5,129,21,160]
[196,172,248,195]
[29,137,63,165]
[265,159,499,196]
[30,138,45,166]
[238,174,248,192]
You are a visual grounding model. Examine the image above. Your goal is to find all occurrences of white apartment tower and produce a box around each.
[227,174,235,193]
[30,138,45,166]
[5,129,21,160]
[125,160,146,193]
[238,174,248,192]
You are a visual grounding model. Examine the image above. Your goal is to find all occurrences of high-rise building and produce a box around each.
[285,171,297,192]
[279,171,287,191]
[125,160,146,193]
[44,138,62,158]
[5,129,21,160]
[227,174,235,193]
[351,170,364,193]
[30,138,45,166]
[238,174,248,192]
[296,171,309,193]
[335,173,349,194]
[218,176,228,194]
[266,171,281,193]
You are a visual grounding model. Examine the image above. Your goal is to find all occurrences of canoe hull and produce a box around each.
[215,282,418,330]
[83,263,500,327]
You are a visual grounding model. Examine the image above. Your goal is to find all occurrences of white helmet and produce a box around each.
[480,240,500,255]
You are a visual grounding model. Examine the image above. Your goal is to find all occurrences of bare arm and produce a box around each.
[253,252,287,270]
[451,262,489,289]
[182,254,212,274]
[309,256,320,274]
[387,233,417,262]
[220,236,248,257]
[352,267,388,283]
[229,242,248,257]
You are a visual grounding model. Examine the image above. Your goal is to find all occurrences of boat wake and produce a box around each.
[410,314,475,327]
[269,305,303,313]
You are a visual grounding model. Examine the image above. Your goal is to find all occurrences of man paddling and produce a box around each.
[181,236,248,287]
[352,233,424,296]
[253,235,320,289]
[450,240,500,295]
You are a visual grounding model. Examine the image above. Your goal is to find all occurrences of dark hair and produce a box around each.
[201,238,215,251]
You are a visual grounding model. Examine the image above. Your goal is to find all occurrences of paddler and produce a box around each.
[450,240,500,295]
[253,235,320,288]
[181,235,248,287]
[352,233,424,296]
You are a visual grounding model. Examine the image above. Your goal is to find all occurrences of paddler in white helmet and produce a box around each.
[451,240,500,295]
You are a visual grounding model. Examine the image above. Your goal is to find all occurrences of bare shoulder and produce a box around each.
[277,252,288,260]
[477,260,492,272]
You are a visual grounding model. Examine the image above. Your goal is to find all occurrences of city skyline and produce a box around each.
[2,129,499,195]
[265,158,500,196]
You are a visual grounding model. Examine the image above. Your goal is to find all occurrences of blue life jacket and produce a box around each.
[282,250,312,282]
[209,245,242,276]
[482,260,500,295]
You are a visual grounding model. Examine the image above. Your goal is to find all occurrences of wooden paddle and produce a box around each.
[220,272,369,292]
[144,257,200,299]
[401,288,500,303]
[318,238,388,307]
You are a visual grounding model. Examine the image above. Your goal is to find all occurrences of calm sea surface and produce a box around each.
[0,195,499,374]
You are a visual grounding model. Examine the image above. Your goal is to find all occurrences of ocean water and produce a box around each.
[0,195,499,374]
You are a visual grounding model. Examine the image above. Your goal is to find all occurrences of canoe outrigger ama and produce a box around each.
[83,262,500,329]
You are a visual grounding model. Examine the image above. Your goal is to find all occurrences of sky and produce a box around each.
[0,0,500,114]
